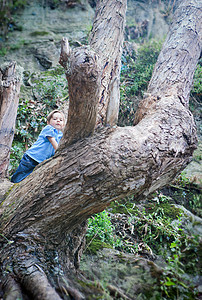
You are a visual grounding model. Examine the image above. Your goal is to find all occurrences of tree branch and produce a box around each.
[59,37,71,69]
[134,0,202,124]
[59,40,102,147]
[89,0,127,126]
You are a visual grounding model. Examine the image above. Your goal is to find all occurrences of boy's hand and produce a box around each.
[47,137,58,150]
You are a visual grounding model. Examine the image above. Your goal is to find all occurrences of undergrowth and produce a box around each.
[85,175,201,299]
[118,39,162,126]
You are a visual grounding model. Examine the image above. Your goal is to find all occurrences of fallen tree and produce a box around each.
[0,0,201,298]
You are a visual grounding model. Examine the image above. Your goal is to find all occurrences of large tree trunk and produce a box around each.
[0,0,201,298]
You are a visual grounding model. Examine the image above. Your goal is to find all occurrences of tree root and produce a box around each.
[3,276,22,300]
[107,284,132,300]
[57,275,85,300]
[14,259,62,300]
[60,285,85,300]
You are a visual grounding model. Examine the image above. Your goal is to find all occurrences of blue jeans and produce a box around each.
[11,153,39,183]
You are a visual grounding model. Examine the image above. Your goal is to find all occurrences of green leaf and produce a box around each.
[164,281,176,286]
[170,242,176,248]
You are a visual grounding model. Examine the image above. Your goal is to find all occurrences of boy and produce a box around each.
[11,110,65,183]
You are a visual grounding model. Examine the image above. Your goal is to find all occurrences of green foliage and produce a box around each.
[31,68,68,105]
[160,238,199,299]
[87,193,184,256]
[86,211,115,248]
[30,31,50,37]
[0,47,7,56]
[0,0,27,39]
[12,0,27,9]
[111,194,183,255]
[189,194,202,216]
[14,98,45,146]
[10,39,26,50]
[169,172,202,217]
[9,141,25,174]
[85,185,201,299]
[191,58,202,98]
[121,40,162,95]
[172,172,191,188]
[118,39,163,126]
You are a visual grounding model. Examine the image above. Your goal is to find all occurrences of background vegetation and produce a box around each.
[0,0,27,45]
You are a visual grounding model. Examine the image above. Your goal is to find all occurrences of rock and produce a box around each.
[0,0,94,72]
[80,248,164,299]
[32,42,60,69]
[184,142,202,188]
[126,0,173,41]
[172,204,202,235]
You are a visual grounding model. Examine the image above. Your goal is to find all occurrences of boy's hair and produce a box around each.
[47,110,65,123]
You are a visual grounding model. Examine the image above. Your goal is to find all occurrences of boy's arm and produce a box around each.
[47,137,58,150]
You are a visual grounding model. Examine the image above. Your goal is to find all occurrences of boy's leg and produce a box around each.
[11,154,38,183]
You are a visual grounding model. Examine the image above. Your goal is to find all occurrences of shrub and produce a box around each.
[118,39,163,126]
[86,211,115,246]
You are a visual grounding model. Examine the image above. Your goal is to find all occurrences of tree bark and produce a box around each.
[59,38,102,146]
[89,0,127,126]
[0,62,21,179]
[0,0,201,299]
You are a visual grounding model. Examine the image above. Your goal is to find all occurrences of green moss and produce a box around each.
[42,66,64,76]
[0,46,7,56]
[145,203,182,220]
[30,31,49,36]
[10,40,26,50]
[161,203,181,219]
[86,238,113,254]
[77,279,103,292]
[110,197,180,220]
[109,198,139,215]
[76,279,107,300]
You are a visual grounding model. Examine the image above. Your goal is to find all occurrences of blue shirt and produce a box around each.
[26,125,63,163]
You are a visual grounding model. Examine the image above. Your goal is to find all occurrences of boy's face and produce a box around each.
[48,112,64,131]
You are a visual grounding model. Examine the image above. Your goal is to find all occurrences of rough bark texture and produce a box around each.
[0,0,201,299]
[59,39,102,147]
[0,62,21,178]
[89,0,127,126]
